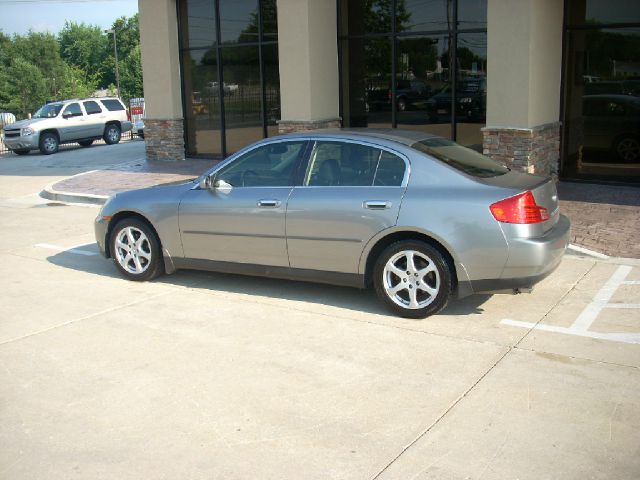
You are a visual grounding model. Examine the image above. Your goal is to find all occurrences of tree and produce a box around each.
[0,57,48,116]
[59,21,108,75]
[118,44,143,100]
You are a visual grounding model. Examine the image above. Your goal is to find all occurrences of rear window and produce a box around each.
[411,138,509,178]
[100,99,125,111]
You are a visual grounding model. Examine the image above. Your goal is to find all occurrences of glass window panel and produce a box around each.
[339,0,393,36]
[567,0,640,27]
[179,0,217,49]
[457,0,487,30]
[396,35,452,139]
[182,48,222,156]
[83,101,102,115]
[217,141,305,187]
[562,27,640,182]
[219,0,260,44]
[374,151,406,186]
[262,0,278,41]
[455,32,487,149]
[221,45,263,153]
[399,0,452,33]
[263,44,281,137]
[63,103,82,117]
[341,37,393,128]
[305,142,380,187]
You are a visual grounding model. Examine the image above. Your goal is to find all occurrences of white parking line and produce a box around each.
[501,265,640,345]
[35,243,98,256]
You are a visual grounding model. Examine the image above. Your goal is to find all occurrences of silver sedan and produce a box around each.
[95,129,570,318]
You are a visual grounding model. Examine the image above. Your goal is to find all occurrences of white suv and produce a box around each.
[2,97,133,155]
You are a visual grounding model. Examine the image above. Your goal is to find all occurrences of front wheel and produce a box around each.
[12,149,30,155]
[110,218,164,281]
[104,124,121,145]
[39,132,59,155]
[373,241,452,319]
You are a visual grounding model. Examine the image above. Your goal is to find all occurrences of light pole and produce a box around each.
[105,29,121,98]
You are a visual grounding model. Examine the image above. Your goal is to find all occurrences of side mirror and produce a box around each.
[62,112,72,119]
[198,174,212,190]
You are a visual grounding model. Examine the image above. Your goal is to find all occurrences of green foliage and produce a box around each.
[0,57,48,116]
[59,21,108,73]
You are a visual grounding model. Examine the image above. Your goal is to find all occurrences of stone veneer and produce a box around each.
[482,122,561,178]
[277,118,342,134]
[144,118,185,161]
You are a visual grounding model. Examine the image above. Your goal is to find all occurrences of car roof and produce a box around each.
[276,128,439,147]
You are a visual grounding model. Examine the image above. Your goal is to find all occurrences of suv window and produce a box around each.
[216,141,305,187]
[62,103,83,118]
[412,138,509,178]
[305,141,406,187]
[83,100,102,115]
[100,99,125,111]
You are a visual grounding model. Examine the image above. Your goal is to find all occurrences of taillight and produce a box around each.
[490,191,549,224]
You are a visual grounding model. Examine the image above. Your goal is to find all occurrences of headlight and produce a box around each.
[21,127,35,136]
[458,97,473,104]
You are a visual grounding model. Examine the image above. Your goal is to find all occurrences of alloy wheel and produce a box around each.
[43,137,57,153]
[382,250,440,309]
[617,138,640,162]
[114,226,152,275]
[107,126,120,143]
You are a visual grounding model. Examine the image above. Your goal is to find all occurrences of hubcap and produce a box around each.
[108,127,119,142]
[44,137,57,152]
[383,250,440,310]
[114,226,152,274]
[617,138,639,162]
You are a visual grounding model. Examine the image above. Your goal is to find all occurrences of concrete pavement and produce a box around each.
[1,147,640,479]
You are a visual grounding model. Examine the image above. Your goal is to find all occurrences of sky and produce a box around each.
[0,0,139,36]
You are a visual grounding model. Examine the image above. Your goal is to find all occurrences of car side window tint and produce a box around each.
[83,101,102,115]
[216,141,305,187]
[100,99,125,111]
[305,141,380,187]
[374,151,406,186]
[63,103,83,117]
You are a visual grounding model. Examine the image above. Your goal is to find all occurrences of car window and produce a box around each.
[33,103,63,118]
[216,141,305,187]
[62,103,83,117]
[83,101,102,115]
[100,99,125,111]
[305,142,377,186]
[374,151,406,186]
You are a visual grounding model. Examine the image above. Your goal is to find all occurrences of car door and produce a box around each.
[82,100,105,137]
[178,140,307,267]
[286,140,408,274]
[59,102,88,141]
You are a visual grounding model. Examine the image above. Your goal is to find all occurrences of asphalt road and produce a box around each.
[1,143,639,479]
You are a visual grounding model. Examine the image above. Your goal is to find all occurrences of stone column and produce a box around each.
[276,0,341,133]
[139,0,185,160]
[482,0,563,177]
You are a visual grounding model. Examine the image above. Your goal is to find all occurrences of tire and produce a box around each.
[614,136,640,163]
[38,132,59,155]
[78,139,93,147]
[110,218,164,281]
[12,149,30,156]
[104,123,121,145]
[373,240,452,319]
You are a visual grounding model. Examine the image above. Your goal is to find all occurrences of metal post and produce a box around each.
[106,29,121,98]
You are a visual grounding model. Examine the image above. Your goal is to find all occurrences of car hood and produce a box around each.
[4,118,47,130]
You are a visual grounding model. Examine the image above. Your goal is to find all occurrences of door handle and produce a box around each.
[257,199,281,208]
[364,200,391,210]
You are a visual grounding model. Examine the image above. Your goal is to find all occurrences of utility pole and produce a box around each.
[105,29,121,98]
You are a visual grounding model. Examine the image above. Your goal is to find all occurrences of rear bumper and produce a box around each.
[472,214,571,294]
[121,121,133,133]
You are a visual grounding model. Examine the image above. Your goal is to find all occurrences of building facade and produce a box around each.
[138,0,640,184]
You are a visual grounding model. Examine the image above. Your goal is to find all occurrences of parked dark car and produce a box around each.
[582,94,640,163]
[367,79,432,112]
[426,78,486,123]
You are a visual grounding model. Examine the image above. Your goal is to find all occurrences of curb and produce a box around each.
[40,172,109,205]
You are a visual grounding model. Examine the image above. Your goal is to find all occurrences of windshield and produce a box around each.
[411,138,509,178]
[33,103,63,119]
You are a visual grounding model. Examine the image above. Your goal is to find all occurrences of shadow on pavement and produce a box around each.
[45,245,492,319]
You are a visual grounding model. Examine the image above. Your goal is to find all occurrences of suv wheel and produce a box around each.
[39,132,59,155]
[373,240,452,319]
[104,124,121,145]
[110,218,164,281]
[12,149,30,156]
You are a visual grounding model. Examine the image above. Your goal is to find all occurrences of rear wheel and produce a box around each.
[12,149,30,156]
[373,241,452,318]
[614,136,640,163]
[78,139,93,147]
[39,132,59,155]
[110,218,164,281]
[104,124,121,145]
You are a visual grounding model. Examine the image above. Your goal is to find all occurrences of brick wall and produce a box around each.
[278,118,342,134]
[145,119,185,161]
[482,122,561,178]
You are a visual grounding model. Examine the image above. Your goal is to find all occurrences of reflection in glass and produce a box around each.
[263,44,281,137]
[340,0,393,36]
[399,0,452,33]
[456,33,487,148]
[219,0,259,44]
[458,0,487,29]
[563,27,640,182]
[396,35,451,139]
[222,45,263,153]
[262,0,278,41]
[179,0,216,49]
[182,49,222,156]
[566,0,640,27]
[341,37,393,128]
